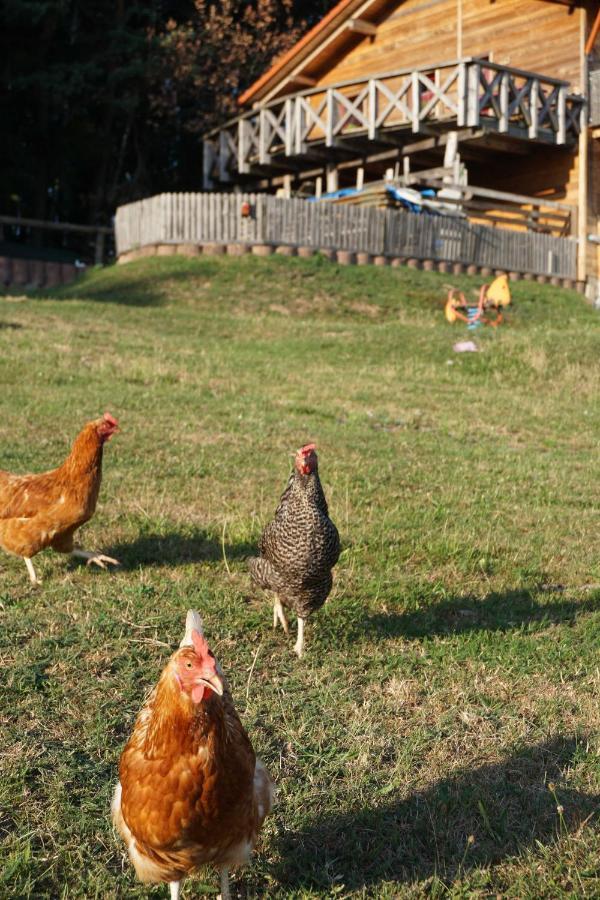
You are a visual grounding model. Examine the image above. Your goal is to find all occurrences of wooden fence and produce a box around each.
[115,192,577,279]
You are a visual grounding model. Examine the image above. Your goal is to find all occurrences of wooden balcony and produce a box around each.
[203,58,585,188]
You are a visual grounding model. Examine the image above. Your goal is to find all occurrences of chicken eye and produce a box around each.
[186,662,193,669]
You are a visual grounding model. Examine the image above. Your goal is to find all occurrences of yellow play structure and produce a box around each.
[445,275,511,328]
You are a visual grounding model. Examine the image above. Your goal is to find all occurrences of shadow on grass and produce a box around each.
[42,259,224,307]
[100,528,256,570]
[276,736,598,892]
[360,587,600,641]
[0,321,23,329]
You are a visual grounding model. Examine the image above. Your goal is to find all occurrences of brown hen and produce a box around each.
[112,610,274,900]
[0,412,119,584]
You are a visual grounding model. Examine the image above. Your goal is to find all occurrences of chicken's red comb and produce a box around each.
[298,443,316,455]
[192,630,217,669]
[103,412,119,427]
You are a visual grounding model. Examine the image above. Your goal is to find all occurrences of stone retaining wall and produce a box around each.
[0,256,81,289]
[117,242,578,291]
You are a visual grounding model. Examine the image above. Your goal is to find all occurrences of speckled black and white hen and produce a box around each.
[249,444,340,658]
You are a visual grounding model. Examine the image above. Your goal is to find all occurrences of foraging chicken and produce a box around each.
[249,443,340,657]
[0,412,119,585]
[112,610,274,900]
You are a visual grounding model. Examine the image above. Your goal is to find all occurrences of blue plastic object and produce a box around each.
[467,306,482,329]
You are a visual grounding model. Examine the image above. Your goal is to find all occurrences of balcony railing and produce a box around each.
[204,58,585,188]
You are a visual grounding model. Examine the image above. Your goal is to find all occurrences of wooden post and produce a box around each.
[326,89,335,146]
[467,62,480,127]
[326,164,339,194]
[411,71,420,132]
[94,230,105,265]
[238,120,250,174]
[444,132,458,168]
[557,85,567,145]
[577,7,589,285]
[219,131,232,182]
[356,167,365,191]
[368,79,377,139]
[499,72,509,133]
[528,79,539,140]
[259,109,269,165]
[457,62,466,126]
[295,98,305,155]
[284,98,294,156]
[202,140,216,190]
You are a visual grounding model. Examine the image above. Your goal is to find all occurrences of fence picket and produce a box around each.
[115,192,577,278]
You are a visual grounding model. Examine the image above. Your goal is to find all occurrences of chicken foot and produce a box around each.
[24,557,42,586]
[273,598,289,634]
[71,549,120,569]
[294,617,306,658]
[219,867,231,900]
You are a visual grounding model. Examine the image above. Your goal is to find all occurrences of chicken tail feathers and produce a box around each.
[248,556,277,592]
[254,758,275,826]
[179,609,204,648]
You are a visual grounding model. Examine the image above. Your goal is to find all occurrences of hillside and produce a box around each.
[1,255,599,898]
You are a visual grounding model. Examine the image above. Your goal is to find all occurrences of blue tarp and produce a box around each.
[308,185,437,213]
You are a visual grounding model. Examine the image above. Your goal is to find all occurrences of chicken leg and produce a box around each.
[273,598,289,634]
[294,617,306,658]
[219,867,231,900]
[169,882,180,900]
[71,549,120,569]
[24,557,42,586]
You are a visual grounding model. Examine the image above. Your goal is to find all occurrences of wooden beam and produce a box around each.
[290,74,317,88]
[0,214,112,235]
[404,165,458,184]
[586,5,600,55]
[260,0,380,104]
[402,129,484,155]
[347,18,377,36]
[428,181,574,213]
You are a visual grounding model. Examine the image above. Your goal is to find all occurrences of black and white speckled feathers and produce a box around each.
[249,455,340,620]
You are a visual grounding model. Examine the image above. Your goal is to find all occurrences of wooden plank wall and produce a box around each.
[311,1,583,90]
[461,0,582,88]
[468,149,580,209]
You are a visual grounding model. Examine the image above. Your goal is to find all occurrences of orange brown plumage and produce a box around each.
[112,611,274,896]
[0,412,119,583]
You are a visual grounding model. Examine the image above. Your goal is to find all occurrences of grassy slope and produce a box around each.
[0,255,599,899]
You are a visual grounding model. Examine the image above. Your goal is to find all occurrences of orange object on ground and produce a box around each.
[444,275,511,327]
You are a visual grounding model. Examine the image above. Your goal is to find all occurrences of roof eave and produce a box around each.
[238,0,370,107]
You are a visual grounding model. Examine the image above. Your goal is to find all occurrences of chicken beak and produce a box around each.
[195,672,224,697]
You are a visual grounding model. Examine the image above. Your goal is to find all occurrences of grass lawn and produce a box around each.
[1,254,599,898]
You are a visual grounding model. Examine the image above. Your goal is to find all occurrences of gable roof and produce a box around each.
[238,0,584,108]
[239,0,386,107]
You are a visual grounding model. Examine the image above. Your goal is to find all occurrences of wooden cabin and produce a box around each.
[203,0,600,294]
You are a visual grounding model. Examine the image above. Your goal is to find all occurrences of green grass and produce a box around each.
[1,254,599,898]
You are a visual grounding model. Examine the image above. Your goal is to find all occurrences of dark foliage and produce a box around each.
[0,1,335,238]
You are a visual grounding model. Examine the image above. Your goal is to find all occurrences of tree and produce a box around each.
[0,0,337,236]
